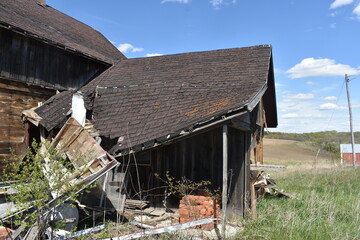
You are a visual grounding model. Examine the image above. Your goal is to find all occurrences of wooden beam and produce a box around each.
[39,125,46,143]
[221,125,228,239]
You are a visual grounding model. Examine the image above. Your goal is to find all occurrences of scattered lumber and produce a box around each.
[125,199,149,210]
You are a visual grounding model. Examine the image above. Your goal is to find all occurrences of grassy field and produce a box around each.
[237,139,360,240]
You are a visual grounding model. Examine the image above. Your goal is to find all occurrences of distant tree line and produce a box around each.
[265,131,360,157]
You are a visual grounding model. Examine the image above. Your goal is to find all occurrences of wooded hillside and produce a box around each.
[265,131,360,155]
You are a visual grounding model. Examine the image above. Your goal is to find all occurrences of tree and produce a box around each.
[3,140,88,239]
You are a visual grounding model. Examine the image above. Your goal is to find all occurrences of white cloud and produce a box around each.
[306,81,315,85]
[209,0,236,9]
[319,103,346,110]
[287,57,360,79]
[321,96,337,101]
[117,43,144,53]
[210,0,223,8]
[132,47,144,52]
[276,93,360,132]
[282,113,298,119]
[161,0,235,8]
[117,43,133,53]
[353,3,360,18]
[145,53,164,57]
[330,0,353,9]
[161,0,190,3]
[285,93,315,101]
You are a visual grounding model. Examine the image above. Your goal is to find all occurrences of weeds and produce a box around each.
[239,167,360,240]
[154,171,219,199]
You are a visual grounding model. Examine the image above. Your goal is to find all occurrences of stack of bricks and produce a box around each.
[179,195,220,231]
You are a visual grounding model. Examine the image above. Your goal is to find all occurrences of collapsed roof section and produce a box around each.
[29,45,277,155]
[0,0,125,65]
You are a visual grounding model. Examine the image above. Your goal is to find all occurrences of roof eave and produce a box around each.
[112,105,249,157]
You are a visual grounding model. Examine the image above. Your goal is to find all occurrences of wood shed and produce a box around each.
[24,45,278,218]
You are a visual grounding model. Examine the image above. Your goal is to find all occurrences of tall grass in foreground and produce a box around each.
[237,167,360,240]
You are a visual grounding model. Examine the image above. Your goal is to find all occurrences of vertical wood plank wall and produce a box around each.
[0,28,108,90]
[126,125,250,216]
[227,127,248,218]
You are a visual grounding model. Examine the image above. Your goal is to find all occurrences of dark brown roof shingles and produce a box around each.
[0,0,125,64]
[35,90,74,131]
[36,45,274,153]
[85,45,273,152]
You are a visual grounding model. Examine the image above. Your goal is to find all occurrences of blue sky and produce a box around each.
[47,0,360,133]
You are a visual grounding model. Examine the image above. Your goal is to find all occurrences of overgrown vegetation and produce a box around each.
[2,141,88,239]
[238,167,360,240]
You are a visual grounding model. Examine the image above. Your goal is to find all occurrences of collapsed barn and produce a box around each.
[22,45,278,219]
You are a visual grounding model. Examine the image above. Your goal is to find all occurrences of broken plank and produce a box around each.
[125,199,149,210]
[129,222,154,229]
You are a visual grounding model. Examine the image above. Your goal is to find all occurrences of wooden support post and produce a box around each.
[99,172,109,207]
[250,181,257,219]
[259,137,264,165]
[39,125,46,143]
[221,125,228,239]
[25,122,30,148]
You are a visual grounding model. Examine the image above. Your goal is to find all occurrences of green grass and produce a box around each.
[236,167,360,240]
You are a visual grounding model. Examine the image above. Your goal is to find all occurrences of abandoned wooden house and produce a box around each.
[23,44,278,218]
[0,0,124,169]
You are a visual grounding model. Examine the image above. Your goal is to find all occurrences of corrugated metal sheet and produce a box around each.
[340,144,360,153]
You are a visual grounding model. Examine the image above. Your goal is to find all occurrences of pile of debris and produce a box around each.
[0,118,119,240]
[251,170,294,199]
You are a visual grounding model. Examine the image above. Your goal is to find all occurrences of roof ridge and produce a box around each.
[126,44,272,60]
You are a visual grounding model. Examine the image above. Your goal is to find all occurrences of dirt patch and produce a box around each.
[263,138,335,166]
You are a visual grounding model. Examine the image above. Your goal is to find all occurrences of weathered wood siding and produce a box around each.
[227,127,250,218]
[0,28,108,90]
[0,78,54,170]
[123,125,250,217]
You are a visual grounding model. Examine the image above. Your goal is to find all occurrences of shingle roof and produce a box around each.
[82,45,271,91]
[0,0,125,64]
[35,90,75,131]
[35,45,277,154]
